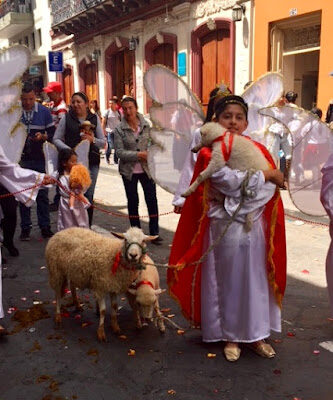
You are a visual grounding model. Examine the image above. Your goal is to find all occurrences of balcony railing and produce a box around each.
[52,0,106,26]
[0,0,32,19]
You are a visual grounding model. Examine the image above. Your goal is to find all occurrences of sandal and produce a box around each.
[0,324,7,337]
[224,342,241,362]
[247,340,275,358]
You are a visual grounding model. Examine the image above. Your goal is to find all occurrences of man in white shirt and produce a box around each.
[102,98,121,164]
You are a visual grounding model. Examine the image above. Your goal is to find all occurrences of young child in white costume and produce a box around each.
[0,146,54,335]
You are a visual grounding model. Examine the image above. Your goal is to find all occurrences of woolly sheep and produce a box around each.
[126,261,166,333]
[181,122,270,230]
[45,226,157,342]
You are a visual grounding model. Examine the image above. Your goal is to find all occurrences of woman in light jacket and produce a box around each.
[114,97,161,245]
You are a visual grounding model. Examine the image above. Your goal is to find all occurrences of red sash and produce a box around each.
[167,139,287,326]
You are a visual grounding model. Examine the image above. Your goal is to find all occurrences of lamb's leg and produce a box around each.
[110,293,121,335]
[54,290,62,328]
[96,296,107,342]
[126,293,142,329]
[154,299,165,333]
[70,282,83,312]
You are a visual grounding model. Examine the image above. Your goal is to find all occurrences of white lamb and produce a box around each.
[126,262,166,333]
[45,226,158,342]
[181,122,270,230]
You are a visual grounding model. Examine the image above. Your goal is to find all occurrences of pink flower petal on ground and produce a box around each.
[40,266,46,270]
[21,297,27,301]
[328,317,333,321]
[7,310,12,314]
[301,269,310,274]
[64,289,71,295]
[313,350,320,354]
[273,369,281,375]
[287,332,295,337]
[34,290,40,294]
[74,314,82,320]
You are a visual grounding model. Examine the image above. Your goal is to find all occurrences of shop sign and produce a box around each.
[178,52,186,77]
[48,51,63,72]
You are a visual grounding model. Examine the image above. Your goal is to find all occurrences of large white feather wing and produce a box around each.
[260,105,333,216]
[43,142,59,176]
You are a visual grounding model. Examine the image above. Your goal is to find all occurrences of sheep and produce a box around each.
[181,122,270,230]
[126,261,166,333]
[45,226,158,342]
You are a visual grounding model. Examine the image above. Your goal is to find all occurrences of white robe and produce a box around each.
[320,154,333,317]
[0,146,44,319]
[201,167,281,342]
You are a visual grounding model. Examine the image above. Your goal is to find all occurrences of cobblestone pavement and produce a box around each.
[0,162,332,400]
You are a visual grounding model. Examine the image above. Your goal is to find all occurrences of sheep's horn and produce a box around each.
[111,231,125,239]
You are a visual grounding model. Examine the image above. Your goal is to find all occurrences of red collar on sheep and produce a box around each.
[212,131,234,162]
[111,250,147,275]
[133,280,154,289]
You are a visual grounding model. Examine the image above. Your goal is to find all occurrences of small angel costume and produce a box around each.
[57,174,89,231]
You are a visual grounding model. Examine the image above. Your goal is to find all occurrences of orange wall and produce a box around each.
[254,0,333,112]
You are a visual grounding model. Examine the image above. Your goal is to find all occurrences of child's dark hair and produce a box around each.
[214,95,248,120]
[58,148,77,176]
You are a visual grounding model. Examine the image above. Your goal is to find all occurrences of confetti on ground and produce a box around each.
[21,297,27,301]
[273,369,281,375]
[40,266,46,270]
[33,301,42,305]
[313,350,320,355]
[161,308,171,313]
[64,289,71,295]
[207,353,216,358]
[61,312,70,318]
[119,335,127,340]
[74,314,81,320]
[328,317,333,321]
[301,269,310,274]
[287,332,295,337]
[167,390,176,395]
[34,290,40,294]
[167,314,175,318]
[319,341,333,353]
[177,329,185,335]
[273,339,282,343]
[128,349,136,356]
[81,321,93,328]
[213,389,218,393]
[121,297,126,301]
[87,348,99,356]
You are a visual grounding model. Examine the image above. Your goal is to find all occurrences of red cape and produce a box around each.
[168,142,287,327]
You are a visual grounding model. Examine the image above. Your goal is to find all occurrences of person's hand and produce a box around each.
[42,175,56,186]
[33,132,47,142]
[81,132,94,143]
[174,206,182,214]
[263,169,285,188]
[137,151,148,161]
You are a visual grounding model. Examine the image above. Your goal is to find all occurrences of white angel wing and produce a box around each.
[260,105,333,216]
[150,102,203,143]
[0,45,31,162]
[242,73,284,143]
[144,65,205,119]
[148,129,193,194]
[74,140,90,168]
[43,142,59,176]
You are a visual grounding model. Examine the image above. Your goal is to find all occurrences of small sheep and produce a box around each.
[45,226,157,342]
[126,261,166,333]
[181,122,270,230]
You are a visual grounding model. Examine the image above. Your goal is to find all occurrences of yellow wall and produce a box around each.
[254,0,333,112]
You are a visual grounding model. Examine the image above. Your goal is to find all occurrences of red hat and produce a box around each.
[43,81,62,93]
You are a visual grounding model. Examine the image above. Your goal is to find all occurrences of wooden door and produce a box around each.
[62,67,74,106]
[85,63,97,102]
[153,43,174,69]
[201,29,230,112]
[113,49,134,99]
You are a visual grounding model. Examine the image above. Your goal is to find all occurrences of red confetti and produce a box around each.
[301,269,310,274]
[64,289,71,295]
[292,398,302,400]
[213,389,218,393]
[313,350,320,355]
[273,369,281,375]
[74,314,82,320]
[61,312,70,318]
[287,332,295,337]
[34,290,40,294]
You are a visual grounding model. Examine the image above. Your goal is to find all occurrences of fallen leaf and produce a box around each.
[207,353,216,358]
[167,389,176,395]
[121,297,126,301]
[119,335,127,340]
[128,349,136,356]
[328,317,333,321]
[177,330,185,335]
[161,308,171,313]
[87,348,98,356]
[40,266,46,270]
[49,380,59,392]
[36,375,51,383]
[273,339,282,343]
[167,314,175,318]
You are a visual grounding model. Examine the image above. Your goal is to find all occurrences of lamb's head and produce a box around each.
[128,283,166,319]
[112,227,158,266]
[200,122,226,146]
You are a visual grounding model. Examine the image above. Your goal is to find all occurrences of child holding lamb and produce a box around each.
[168,95,287,362]
[57,148,91,231]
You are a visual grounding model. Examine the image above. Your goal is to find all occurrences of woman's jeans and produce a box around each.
[122,172,159,235]
[85,164,99,226]
[106,132,118,164]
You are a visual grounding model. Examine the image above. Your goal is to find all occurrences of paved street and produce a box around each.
[0,162,332,400]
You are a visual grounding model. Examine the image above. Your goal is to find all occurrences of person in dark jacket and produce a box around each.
[53,92,105,226]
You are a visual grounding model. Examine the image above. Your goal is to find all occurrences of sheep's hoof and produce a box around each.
[97,327,107,342]
[54,314,62,328]
[158,320,166,333]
